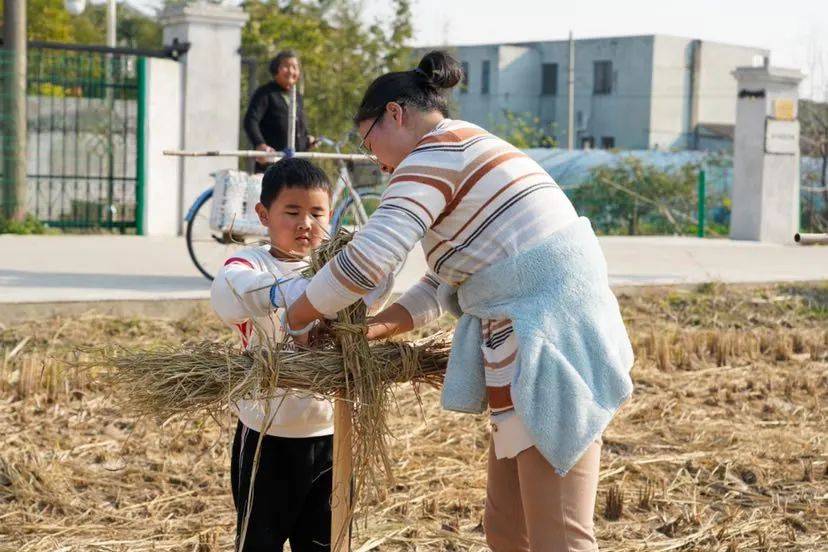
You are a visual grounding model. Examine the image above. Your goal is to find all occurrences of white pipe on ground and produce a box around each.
[794,233,828,245]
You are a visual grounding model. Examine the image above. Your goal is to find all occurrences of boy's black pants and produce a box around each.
[231,421,333,552]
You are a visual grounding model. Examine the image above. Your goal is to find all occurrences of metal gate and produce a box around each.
[1,40,188,232]
[23,43,142,232]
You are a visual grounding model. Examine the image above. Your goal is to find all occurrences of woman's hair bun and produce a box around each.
[416,50,463,90]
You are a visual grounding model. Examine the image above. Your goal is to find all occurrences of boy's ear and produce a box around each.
[254,203,268,226]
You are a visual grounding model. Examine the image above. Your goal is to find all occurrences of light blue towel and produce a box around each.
[441,217,634,475]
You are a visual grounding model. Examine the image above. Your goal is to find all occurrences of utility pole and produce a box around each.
[2,0,27,221]
[106,0,117,48]
[567,31,575,151]
[105,0,116,226]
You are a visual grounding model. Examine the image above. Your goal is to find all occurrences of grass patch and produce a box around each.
[0,214,52,235]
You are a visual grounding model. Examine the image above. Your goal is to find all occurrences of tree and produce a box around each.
[1,0,71,41]
[240,0,413,144]
[494,110,557,149]
[570,157,700,236]
[800,100,828,190]
[799,100,828,231]
[0,0,161,48]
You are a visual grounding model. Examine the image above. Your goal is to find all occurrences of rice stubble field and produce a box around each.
[0,282,826,551]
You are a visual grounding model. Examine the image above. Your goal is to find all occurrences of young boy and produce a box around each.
[211,158,335,552]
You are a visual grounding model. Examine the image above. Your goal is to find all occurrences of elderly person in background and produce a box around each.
[244,50,317,173]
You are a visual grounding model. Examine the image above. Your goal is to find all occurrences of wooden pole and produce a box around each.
[3,0,27,221]
[567,31,575,151]
[330,399,353,551]
[697,169,706,238]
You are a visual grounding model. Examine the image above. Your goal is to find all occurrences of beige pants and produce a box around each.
[484,439,601,552]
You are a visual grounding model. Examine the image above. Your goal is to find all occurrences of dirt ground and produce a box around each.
[1,283,826,551]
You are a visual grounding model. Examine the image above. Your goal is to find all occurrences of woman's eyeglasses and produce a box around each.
[358,112,384,158]
[358,103,403,170]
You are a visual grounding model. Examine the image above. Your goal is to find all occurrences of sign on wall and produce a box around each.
[772,99,796,121]
[765,119,799,155]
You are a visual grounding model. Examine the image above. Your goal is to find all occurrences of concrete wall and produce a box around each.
[452,45,500,127]
[563,36,654,149]
[535,41,568,140]
[497,44,541,122]
[450,37,655,148]
[143,57,183,236]
[649,38,768,150]
[649,35,694,150]
[696,42,768,126]
[23,97,138,224]
[446,35,765,152]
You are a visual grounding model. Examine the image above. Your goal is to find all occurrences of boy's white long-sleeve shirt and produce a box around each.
[210,245,334,438]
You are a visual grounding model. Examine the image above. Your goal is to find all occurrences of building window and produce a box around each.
[593,60,613,95]
[601,136,615,149]
[481,60,491,94]
[460,61,469,93]
[581,136,595,149]
[541,63,558,95]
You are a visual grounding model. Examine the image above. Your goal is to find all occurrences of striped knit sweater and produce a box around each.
[305,118,578,414]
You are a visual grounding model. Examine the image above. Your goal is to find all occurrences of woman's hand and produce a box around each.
[287,292,415,342]
[286,292,325,340]
[365,303,415,341]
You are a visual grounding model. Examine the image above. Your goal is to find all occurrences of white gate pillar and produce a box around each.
[160,2,248,233]
[730,64,804,244]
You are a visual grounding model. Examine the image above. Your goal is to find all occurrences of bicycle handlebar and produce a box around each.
[316,136,337,148]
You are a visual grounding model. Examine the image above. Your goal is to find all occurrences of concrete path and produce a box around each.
[1,234,826,319]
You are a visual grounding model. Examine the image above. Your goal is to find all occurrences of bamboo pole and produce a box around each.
[331,399,353,552]
[163,149,373,163]
[287,85,297,152]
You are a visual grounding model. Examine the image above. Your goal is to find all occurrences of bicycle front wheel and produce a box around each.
[186,192,262,281]
[332,191,383,231]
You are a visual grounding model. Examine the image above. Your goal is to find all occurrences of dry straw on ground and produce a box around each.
[1,282,826,550]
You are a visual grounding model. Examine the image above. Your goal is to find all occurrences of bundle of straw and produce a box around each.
[94,228,452,533]
[101,333,449,424]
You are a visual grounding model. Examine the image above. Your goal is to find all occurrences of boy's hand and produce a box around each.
[292,319,331,348]
[286,292,326,337]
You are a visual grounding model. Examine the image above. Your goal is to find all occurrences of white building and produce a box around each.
[432,35,768,151]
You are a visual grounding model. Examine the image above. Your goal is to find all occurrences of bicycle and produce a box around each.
[182,138,384,281]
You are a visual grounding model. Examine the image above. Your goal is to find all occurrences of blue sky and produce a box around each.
[127,0,827,100]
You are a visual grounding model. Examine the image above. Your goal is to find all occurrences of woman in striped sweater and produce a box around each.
[286,51,632,551]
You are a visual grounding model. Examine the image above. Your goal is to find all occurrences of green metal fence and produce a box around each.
[0,45,143,232]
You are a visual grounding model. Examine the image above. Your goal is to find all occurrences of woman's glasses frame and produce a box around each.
[357,103,404,169]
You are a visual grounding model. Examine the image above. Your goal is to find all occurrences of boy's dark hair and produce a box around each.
[260,157,331,207]
[269,50,298,76]
[353,50,463,124]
